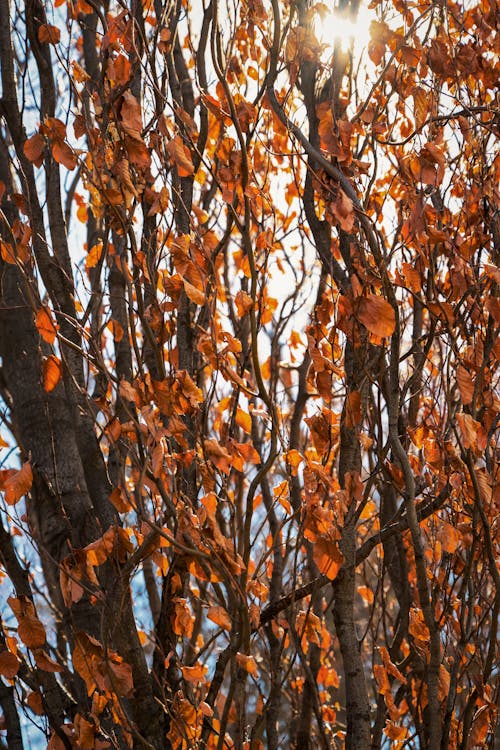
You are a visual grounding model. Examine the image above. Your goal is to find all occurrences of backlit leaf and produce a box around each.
[4,462,33,505]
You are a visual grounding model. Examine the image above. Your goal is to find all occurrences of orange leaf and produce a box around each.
[166,135,194,177]
[109,486,132,513]
[345,390,362,428]
[36,307,58,344]
[120,91,143,140]
[4,462,33,505]
[412,86,429,130]
[23,133,45,167]
[384,720,407,740]
[52,140,77,171]
[43,355,62,392]
[456,412,487,454]
[207,605,232,631]
[38,24,60,44]
[86,241,103,269]
[312,537,344,581]
[235,407,252,434]
[236,653,258,676]
[181,663,208,683]
[456,365,474,405]
[172,598,194,638]
[183,278,206,305]
[357,294,395,338]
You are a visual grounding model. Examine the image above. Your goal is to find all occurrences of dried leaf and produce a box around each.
[357,294,396,338]
[38,24,60,44]
[23,133,45,167]
[166,135,194,177]
[4,462,33,506]
[0,650,20,678]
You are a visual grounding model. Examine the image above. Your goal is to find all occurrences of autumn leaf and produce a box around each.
[207,605,232,631]
[236,653,259,676]
[412,86,429,130]
[235,407,252,434]
[3,462,33,505]
[26,692,44,716]
[43,355,62,392]
[181,663,208,683]
[52,140,78,171]
[32,649,62,672]
[0,650,20,678]
[456,412,487,454]
[183,277,206,305]
[23,133,45,167]
[166,135,194,177]
[456,365,474,405]
[38,24,60,44]
[172,598,195,638]
[357,294,396,338]
[8,596,46,648]
[35,307,58,344]
[345,390,362,428]
[312,537,344,581]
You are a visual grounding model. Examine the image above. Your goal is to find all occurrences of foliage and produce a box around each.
[0,0,498,748]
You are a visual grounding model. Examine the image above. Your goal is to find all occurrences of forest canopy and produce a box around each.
[0,0,498,748]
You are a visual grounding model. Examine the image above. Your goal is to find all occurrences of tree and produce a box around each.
[0,0,498,747]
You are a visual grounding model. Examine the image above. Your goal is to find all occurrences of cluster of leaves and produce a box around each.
[0,0,498,748]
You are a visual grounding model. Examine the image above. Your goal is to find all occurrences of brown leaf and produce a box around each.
[456,365,474,405]
[412,87,429,130]
[182,278,206,305]
[23,133,45,167]
[456,412,487,454]
[166,135,194,177]
[18,617,46,648]
[26,691,44,715]
[32,649,62,672]
[0,650,20,678]
[38,24,60,44]
[345,390,362,428]
[357,294,396,338]
[52,140,78,171]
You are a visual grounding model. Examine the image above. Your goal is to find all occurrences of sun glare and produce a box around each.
[314,3,373,54]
